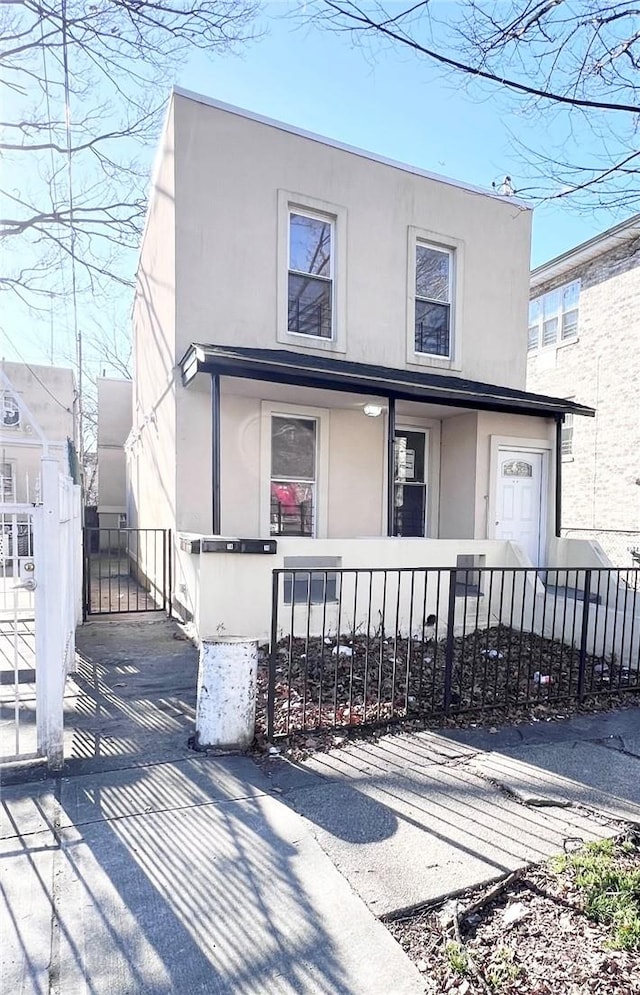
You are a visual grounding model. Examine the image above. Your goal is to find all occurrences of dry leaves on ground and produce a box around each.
[388,839,640,995]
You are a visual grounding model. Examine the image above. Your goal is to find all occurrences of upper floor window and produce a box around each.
[414,243,452,358]
[287,211,333,340]
[2,393,20,428]
[528,281,580,352]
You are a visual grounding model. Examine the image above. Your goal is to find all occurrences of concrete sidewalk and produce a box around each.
[265,708,640,918]
[1,754,425,995]
[1,617,425,994]
[4,606,640,992]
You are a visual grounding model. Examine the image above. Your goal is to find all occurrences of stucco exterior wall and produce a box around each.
[220,392,260,537]
[527,237,640,549]
[97,378,132,514]
[439,413,477,539]
[131,91,560,595]
[172,92,531,388]
[213,389,387,539]
[128,101,177,535]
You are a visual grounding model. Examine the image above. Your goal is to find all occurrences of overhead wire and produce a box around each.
[0,328,74,413]
[60,0,84,464]
[40,15,71,366]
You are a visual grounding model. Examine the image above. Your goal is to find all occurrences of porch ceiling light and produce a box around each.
[363,403,383,418]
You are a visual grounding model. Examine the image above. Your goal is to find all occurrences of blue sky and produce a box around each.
[3,3,621,370]
[179,7,611,266]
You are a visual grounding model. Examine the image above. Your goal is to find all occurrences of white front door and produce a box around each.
[495,449,544,565]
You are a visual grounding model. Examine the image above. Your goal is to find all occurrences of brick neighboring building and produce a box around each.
[527,215,640,566]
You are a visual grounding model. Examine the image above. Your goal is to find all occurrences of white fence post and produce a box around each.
[35,457,65,768]
[73,484,83,626]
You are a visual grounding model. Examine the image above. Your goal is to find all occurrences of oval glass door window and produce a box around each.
[502,459,533,478]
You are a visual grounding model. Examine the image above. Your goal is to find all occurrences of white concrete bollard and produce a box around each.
[195,637,258,750]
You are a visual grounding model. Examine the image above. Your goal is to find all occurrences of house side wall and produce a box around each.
[439,413,477,539]
[528,239,640,543]
[97,378,132,515]
[128,102,177,538]
[172,94,531,388]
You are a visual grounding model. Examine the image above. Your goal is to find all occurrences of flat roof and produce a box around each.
[532,213,640,287]
[180,343,594,419]
[172,87,530,211]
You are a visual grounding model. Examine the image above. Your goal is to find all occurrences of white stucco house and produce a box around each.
[127,89,596,640]
[0,361,76,504]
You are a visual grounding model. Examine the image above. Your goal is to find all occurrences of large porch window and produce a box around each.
[270,416,317,536]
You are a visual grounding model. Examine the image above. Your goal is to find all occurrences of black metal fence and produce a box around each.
[263,565,640,739]
[83,528,172,616]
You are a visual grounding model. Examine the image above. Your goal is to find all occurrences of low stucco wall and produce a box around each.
[549,536,612,570]
[178,536,527,642]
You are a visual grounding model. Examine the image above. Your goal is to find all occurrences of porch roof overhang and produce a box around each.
[179,343,595,419]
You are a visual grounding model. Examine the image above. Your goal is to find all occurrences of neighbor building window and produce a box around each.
[414,242,452,358]
[270,415,317,536]
[0,461,14,501]
[528,280,580,352]
[287,211,333,340]
[561,413,574,456]
[2,393,20,428]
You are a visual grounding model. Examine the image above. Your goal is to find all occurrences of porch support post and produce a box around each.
[387,395,396,537]
[211,373,221,535]
[555,415,563,537]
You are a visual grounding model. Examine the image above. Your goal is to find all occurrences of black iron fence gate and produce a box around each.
[83,528,172,616]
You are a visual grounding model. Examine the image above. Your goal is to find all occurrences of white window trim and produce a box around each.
[277,190,347,354]
[260,400,330,538]
[528,280,580,354]
[406,226,464,371]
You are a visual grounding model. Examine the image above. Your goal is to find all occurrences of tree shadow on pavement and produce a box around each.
[1,754,415,995]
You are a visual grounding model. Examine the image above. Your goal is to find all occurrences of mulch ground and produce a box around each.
[387,841,640,995]
[254,623,640,755]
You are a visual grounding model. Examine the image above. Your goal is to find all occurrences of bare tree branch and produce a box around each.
[308,1,640,212]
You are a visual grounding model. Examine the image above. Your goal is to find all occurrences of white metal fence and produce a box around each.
[0,458,82,767]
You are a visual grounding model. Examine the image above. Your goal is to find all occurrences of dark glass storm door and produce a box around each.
[393,429,427,537]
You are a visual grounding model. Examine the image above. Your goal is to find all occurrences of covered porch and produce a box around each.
[179,343,593,559]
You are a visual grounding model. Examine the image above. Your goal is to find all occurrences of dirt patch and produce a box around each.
[387,838,640,994]
[254,623,640,749]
